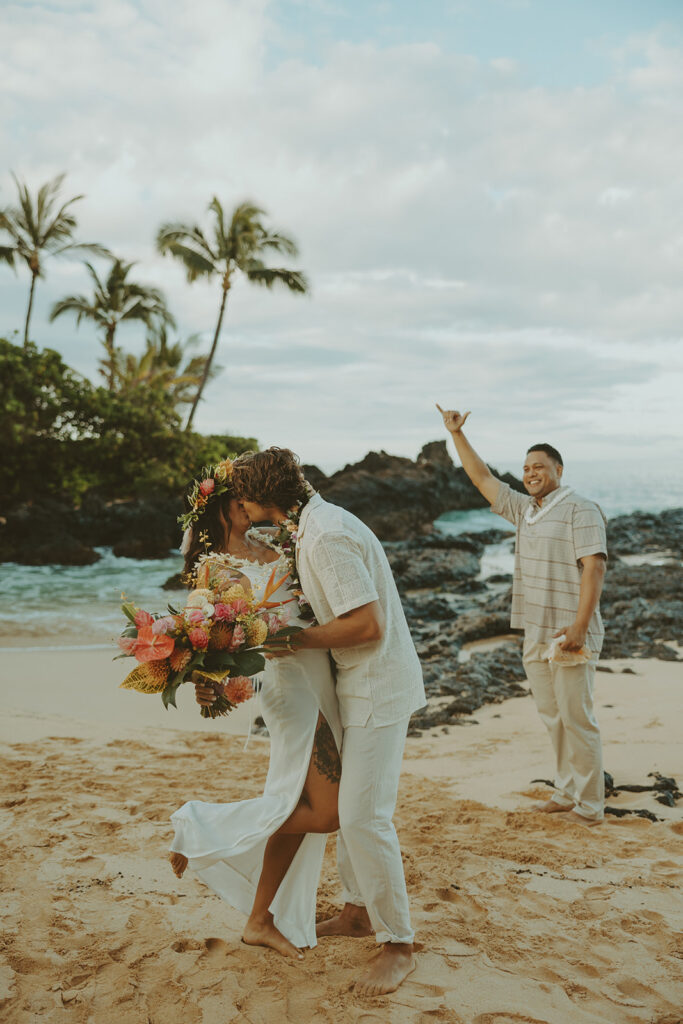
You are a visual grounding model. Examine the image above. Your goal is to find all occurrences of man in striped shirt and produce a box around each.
[437,405,607,825]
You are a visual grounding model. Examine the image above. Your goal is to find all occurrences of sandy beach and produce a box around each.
[1,648,682,1024]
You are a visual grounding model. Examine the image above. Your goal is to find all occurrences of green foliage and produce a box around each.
[0,337,257,505]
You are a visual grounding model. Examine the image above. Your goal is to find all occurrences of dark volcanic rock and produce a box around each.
[410,640,528,732]
[442,644,527,698]
[600,563,683,659]
[385,545,480,590]
[0,493,184,565]
[314,441,523,541]
[75,494,183,556]
[0,499,101,565]
[608,508,683,558]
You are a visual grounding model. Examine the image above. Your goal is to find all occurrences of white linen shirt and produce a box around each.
[295,494,426,728]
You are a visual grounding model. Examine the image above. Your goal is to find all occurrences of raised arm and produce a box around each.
[435,405,501,506]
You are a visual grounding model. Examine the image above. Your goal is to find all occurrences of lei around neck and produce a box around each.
[273,488,316,622]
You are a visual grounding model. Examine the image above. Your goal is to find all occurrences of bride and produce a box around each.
[168,462,342,959]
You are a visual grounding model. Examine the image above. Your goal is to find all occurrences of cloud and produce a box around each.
[1,1,682,473]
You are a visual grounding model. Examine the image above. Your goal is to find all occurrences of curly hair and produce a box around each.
[182,486,236,578]
[231,447,309,511]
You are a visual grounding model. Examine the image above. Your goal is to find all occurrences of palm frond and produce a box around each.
[243,266,309,294]
[259,231,299,257]
[49,240,111,259]
[159,241,216,282]
[209,197,229,255]
[50,294,98,326]
[157,223,218,263]
[0,245,16,269]
[11,173,39,242]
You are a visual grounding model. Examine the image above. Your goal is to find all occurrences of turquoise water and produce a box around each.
[0,547,185,647]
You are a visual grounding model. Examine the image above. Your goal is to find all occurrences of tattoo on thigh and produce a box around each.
[313,718,341,784]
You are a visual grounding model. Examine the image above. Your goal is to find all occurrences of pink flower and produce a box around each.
[118,635,137,654]
[199,478,215,496]
[267,613,285,635]
[152,615,175,635]
[229,623,246,650]
[214,599,249,622]
[224,676,254,705]
[134,609,154,628]
[188,627,209,650]
[186,608,206,625]
[134,626,175,662]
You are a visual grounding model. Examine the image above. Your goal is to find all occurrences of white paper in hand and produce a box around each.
[545,635,594,666]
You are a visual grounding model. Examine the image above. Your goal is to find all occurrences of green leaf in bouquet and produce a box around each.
[121,602,138,624]
[167,604,180,615]
[162,676,183,709]
[204,652,236,673]
[232,650,266,678]
[121,624,138,638]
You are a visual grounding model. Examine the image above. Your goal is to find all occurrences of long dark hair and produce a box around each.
[182,488,236,579]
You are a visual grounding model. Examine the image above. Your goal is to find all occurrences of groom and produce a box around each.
[231,447,426,996]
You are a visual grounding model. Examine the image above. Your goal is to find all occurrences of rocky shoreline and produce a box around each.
[1,445,681,736]
[392,508,682,734]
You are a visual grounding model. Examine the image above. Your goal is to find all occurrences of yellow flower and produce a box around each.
[214,458,233,482]
[246,618,268,647]
[220,584,247,602]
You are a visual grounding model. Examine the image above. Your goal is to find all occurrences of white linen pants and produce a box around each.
[335,716,414,945]
[524,656,604,821]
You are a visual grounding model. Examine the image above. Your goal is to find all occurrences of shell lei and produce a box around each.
[523,486,574,526]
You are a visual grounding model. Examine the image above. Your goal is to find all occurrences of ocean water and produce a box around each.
[0,547,186,648]
[1,472,680,650]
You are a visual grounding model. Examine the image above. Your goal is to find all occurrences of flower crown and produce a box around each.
[178,458,235,533]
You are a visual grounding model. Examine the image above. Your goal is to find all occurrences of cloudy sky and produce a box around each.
[2,0,683,478]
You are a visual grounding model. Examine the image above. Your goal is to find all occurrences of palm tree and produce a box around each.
[156,199,308,431]
[112,325,222,410]
[0,172,108,347]
[50,258,176,390]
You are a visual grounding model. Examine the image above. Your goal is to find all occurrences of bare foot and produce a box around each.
[354,944,416,997]
[562,810,602,827]
[532,799,574,813]
[316,903,374,938]
[169,852,188,878]
[242,915,304,960]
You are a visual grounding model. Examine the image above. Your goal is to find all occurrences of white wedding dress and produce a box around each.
[169,538,342,949]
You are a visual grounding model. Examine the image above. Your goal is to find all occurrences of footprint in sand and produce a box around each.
[171,938,203,953]
[202,937,231,957]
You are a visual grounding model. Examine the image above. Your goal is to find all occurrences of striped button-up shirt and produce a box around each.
[492,483,608,658]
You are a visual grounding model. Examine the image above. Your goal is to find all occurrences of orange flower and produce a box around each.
[134,626,175,663]
[224,676,254,704]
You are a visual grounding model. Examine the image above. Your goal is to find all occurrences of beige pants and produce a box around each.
[523,656,604,821]
[335,716,414,944]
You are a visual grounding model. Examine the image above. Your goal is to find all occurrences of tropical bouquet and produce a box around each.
[117,566,299,718]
